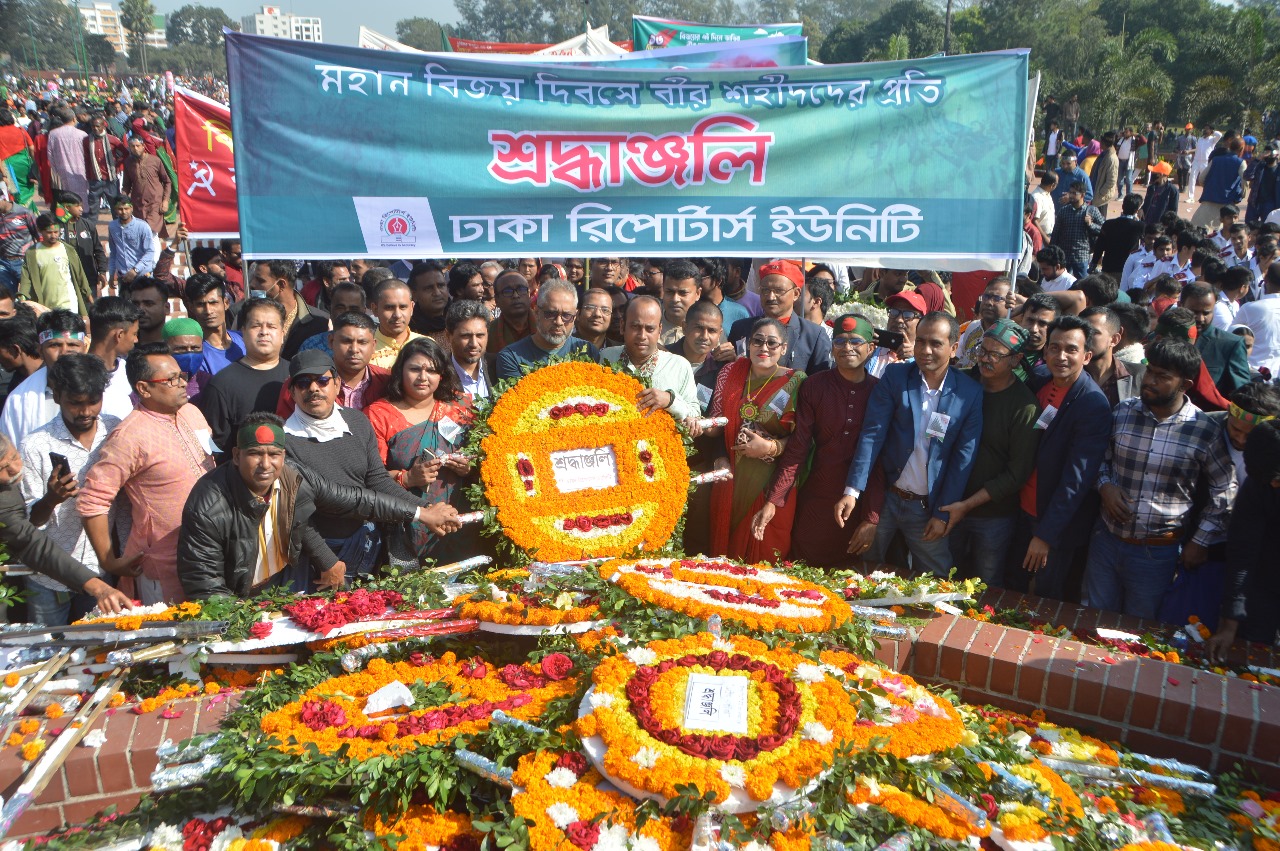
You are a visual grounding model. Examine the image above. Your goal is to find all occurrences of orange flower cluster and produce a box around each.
[20,739,45,761]
[5,733,24,747]
[17,719,38,735]
[4,673,20,687]
[135,682,202,714]
[252,815,310,843]
[77,601,202,628]
[479,362,689,561]
[364,804,479,851]
[260,654,577,761]
[457,569,602,627]
[43,703,64,719]
[1134,786,1185,816]
[848,781,991,841]
[574,625,622,654]
[1113,844,1185,851]
[511,750,690,851]
[603,558,852,633]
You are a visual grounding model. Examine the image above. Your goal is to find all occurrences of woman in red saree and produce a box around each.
[706,317,805,561]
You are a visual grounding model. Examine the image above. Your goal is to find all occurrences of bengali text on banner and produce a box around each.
[226,33,1028,266]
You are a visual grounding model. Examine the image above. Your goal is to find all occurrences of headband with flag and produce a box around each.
[38,330,85,345]
[830,314,874,341]
[237,421,287,450]
[1228,402,1277,427]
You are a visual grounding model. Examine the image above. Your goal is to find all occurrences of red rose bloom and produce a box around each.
[576,516,592,532]
[565,820,600,850]
[516,459,534,477]
[643,465,656,477]
[249,620,273,639]
[592,403,609,416]
[574,403,591,415]
[593,516,612,528]
[638,450,653,462]
[540,653,575,681]
[549,408,564,420]
[707,736,738,760]
[555,751,589,776]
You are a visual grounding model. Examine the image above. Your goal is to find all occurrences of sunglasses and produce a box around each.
[292,374,335,389]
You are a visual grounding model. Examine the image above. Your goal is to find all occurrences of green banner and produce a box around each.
[632,15,804,50]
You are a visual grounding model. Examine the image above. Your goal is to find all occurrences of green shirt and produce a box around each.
[962,375,1041,518]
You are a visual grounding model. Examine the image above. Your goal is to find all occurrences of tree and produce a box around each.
[395,16,446,50]
[166,4,236,47]
[120,0,156,61]
[818,0,944,63]
[1081,27,1177,132]
[5,0,91,70]
[1181,7,1280,130]
[83,33,119,71]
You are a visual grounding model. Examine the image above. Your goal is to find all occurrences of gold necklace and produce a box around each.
[739,364,780,422]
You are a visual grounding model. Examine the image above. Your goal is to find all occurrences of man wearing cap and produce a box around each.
[281,350,440,581]
[938,319,1040,583]
[728,260,832,376]
[866,290,925,378]
[836,312,983,577]
[179,413,461,599]
[163,317,213,402]
[1142,162,1179,227]
[79,343,218,603]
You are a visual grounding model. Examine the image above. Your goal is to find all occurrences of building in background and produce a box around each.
[241,5,323,42]
[145,12,167,48]
[77,1,127,54]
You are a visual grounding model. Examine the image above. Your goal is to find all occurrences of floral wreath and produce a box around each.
[574,634,962,808]
[456,568,602,628]
[603,558,852,633]
[469,360,690,563]
[364,804,481,851]
[259,652,578,761]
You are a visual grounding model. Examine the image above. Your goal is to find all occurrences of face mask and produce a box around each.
[249,290,268,300]
[172,351,205,377]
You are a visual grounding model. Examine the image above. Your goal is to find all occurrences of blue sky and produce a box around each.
[152,0,461,47]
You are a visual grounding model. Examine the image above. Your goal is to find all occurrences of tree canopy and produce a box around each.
[166,4,238,48]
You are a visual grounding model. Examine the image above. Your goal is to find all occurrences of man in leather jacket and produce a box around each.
[177,413,462,599]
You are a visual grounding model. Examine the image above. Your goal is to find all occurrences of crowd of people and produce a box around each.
[0,84,1275,664]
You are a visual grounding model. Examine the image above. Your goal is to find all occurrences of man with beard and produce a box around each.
[661,261,703,345]
[601,295,698,422]
[446,262,486,303]
[1015,293,1061,370]
[446,300,491,402]
[184,274,244,374]
[956,277,1012,368]
[408,261,450,346]
[1081,306,1145,408]
[121,136,170,240]
[574,287,616,351]
[1179,283,1251,398]
[726,260,832,375]
[495,279,599,380]
[1143,162,1179,227]
[1085,338,1236,618]
[126,276,169,345]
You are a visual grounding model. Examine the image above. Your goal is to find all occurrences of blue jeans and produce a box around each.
[867,491,954,577]
[86,179,117,219]
[1066,257,1089,279]
[1004,510,1078,601]
[1083,523,1181,619]
[324,522,383,582]
[0,258,22,291]
[23,579,95,626]
[948,514,1016,585]
[1120,166,1134,197]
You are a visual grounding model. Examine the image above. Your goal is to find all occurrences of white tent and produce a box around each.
[357,26,426,54]
[533,25,629,56]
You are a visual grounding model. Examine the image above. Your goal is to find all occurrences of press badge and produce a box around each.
[697,383,713,409]
[925,412,951,440]
[767,390,791,417]
[1035,405,1058,430]
[438,416,464,445]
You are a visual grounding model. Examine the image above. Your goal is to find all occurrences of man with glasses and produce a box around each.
[575,287,616,351]
[727,259,832,375]
[496,279,599,380]
[956,277,1012,368]
[487,270,533,359]
[867,291,926,378]
[938,319,1040,584]
[589,257,623,289]
[642,259,665,292]
[80,342,217,603]
[200,299,291,453]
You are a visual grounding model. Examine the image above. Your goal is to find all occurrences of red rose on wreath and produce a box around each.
[574,403,591,416]
[562,519,576,531]
[549,407,564,420]
[565,820,600,850]
[516,459,534,477]
[708,736,738,760]
[592,403,609,416]
[576,516,593,532]
[249,620,273,639]
[555,751,589,776]
[593,516,612,529]
[499,664,546,689]
[638,450,653,463]
[540,653,575,681]
[524,480,535,491]
[979,793,999,819]
[643,465,656,477]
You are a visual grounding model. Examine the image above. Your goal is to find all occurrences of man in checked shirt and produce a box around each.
[1084,337,1237,618]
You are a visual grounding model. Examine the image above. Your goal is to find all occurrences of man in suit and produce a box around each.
[1006,315,1112,601]
[1082,306,1146,408]
[727,259,832,375]
[836,312,983,577]
[446,299,492,402]
[1179,283,1251,398]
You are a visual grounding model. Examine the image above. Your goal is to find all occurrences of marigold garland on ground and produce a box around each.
[364,804,481,851]
[478,362,690,561]
[456,568,602,627]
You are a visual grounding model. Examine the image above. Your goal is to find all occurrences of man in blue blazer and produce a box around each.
[836,313,983,576]
[1005,315,1112,600]
[727,259,832,375]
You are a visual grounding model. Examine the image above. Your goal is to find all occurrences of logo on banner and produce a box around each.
[379,209,417,247]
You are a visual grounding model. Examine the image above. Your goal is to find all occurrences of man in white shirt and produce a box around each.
[86,296,140,422]
[446,299,492,402]
[1208,205,1239,256]
[1036,245,1076,292]
[1132,235,1181,292]
[1044,120,1063,171]
[600,295,699,424]
[1120,224,1162,292]
[1236,260,1280,378]
[1031,172,1057,240]
[1189,126,1223,196]
[1213,266,1253,331]
[0,310,87,446]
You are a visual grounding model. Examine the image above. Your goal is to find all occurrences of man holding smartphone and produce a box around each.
[17,353,128,623]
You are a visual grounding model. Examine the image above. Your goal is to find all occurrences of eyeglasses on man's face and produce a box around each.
[498,285,530,298]
[540,309,576,325]
[143,372,189,387]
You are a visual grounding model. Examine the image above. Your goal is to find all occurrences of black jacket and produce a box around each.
[176,460,420,600]
[0,480,96,591]
[59,216,106,281]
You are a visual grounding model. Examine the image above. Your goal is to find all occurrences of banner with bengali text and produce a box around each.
[174,87,238,239]
[458,36,809,69]
[226,32,1028,266]
[632,15,803,50]
[447,37,635,54]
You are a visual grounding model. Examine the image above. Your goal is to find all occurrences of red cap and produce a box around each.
[885,290,928,313]
[759,259,805,289]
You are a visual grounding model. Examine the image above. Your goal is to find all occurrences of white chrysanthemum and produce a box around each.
[552,592,577,611]
[547,803,580,829]
[741,841,773,851]
[544,767,578,788]
[801,722,833,744]
[631,747,661,769]
[793,663,824,683]
[712,638,735,652]
[868,571,897,581]
[630,836,661,851]
[589,691,616,709]
[488,584,508,602]
[720,764,746,787]
[208,826,244,851]
[595,824,630,851]
[146,824,184,851]
[625,648,658,665]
